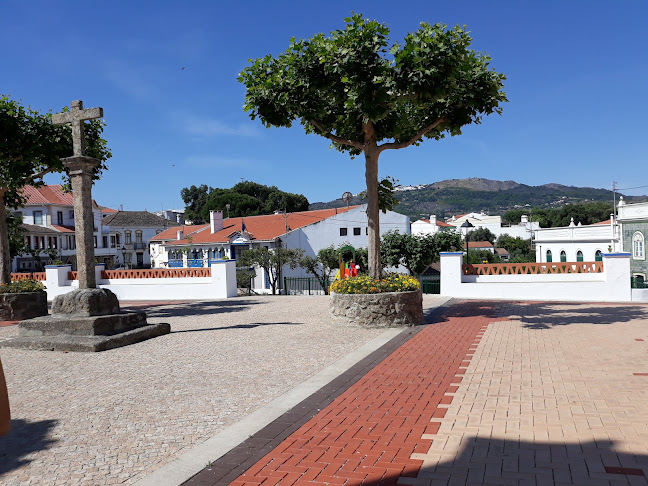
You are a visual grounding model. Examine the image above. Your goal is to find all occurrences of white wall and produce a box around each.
[534,223,619,262]
[440,252,636,302]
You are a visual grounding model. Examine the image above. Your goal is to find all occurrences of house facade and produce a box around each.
[445,212,539,239]
[617,198,648,284]
[411,215,455,236]
[150,205,410,293]
[533,217,620,263]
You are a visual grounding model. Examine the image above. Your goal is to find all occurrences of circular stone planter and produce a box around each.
[330,290,424,328]
[0,292,48,321]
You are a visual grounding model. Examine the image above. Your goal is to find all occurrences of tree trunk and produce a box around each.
[0,194,11,285]
[364,148,381,279]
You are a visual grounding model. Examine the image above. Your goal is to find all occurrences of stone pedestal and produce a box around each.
[1,288,170,352]
[330,290,424,327]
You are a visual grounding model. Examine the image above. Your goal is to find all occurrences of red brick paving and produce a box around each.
[230,302,504,486]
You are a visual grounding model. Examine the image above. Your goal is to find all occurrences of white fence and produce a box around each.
[43,261,237,301]
[440,252,643,303]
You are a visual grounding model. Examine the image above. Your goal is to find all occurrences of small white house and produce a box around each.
[411,215,456,236]
[445,211,539,239]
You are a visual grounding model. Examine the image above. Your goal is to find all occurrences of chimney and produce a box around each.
[177,229,184,240]
[520,214,529,224]
[210,210,224,234]
[430,215,437,225]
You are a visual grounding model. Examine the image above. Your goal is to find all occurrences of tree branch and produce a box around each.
[309,120,364,150]
[27,167,53,182]
[378,117,446,152]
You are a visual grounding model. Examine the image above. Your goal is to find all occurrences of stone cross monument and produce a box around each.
[52,100,103,289]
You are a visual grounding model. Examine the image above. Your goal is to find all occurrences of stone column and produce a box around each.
[63,156,100,289]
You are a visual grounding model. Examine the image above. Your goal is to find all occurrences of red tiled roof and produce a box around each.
[150,224,209,241]
[592,219,612,225]
[418,219,454,228]
[50,225,75,233]
[101,207,118,214]
[463,241,494,249]
[159,207,359,245]
[20,185,74,206]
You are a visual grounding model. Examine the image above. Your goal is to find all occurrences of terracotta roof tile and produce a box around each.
[159,206,359,246]
[464,241,494,249]
[20,185,74,206]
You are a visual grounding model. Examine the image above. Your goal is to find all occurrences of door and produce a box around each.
[136,253,144,268]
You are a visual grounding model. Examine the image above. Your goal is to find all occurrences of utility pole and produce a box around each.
[612,181,618,220]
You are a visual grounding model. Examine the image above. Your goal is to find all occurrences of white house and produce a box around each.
[533,217,620,263]
[150,205,410,293]
[617,197,648,284]
[411,215,456,236]
[445,211,539,239]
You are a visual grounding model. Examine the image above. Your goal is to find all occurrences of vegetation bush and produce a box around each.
[0,279,45,293]
[330,273,420,294]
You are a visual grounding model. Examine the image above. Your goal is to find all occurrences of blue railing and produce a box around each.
[187,259,204,268]
[168,259,183,268]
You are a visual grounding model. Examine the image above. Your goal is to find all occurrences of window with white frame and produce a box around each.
[633,232,645,260]
[125,231,132,245]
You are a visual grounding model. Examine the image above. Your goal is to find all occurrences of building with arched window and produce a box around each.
[618,198,648,284]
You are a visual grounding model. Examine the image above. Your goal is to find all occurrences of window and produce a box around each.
[339,228,348,237]
[94,236,98,248]
[25,236,31,249]
[34,237,40,249]
[633,232,645,260]
[353,227,361,236]
[366,227,368,235]
[595,250,602,262]
[57,211,63,225]
[103,236,108,248]
[115,233,121,246]
[125,231,132,245]
[135,231,143,244]
[576,250,583,262]
[69,210,74,219]
[33,211,43,225]
[560,250,567,262]
[110,235,116,248]
[546,250,552,263]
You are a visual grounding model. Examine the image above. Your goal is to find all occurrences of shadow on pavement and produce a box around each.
[132,299,260,319]
[171,321,302,333]
[362,436,648,485]
[0,419,58,475]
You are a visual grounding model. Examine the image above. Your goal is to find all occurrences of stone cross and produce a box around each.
[52,100,104,289]
[52,100,103,157]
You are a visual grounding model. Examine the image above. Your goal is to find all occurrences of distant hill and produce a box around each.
[309,178,647,220]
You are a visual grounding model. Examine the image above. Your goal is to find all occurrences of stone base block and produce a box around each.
[330,290,424,327]
[0,292,48,321]
[1,322,171,352]
[52,288,120,317]
[19,311,147,337]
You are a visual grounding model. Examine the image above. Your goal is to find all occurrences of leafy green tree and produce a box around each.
[181,184,212,224]
[238,14,507,278]
[381,230,463,274]
[468,249,500,264]
[360,176,400,213]
[466,227,496,243]
[0,96,110,284]
[300,246,339,294]
[431,230,464,257]
[238,246,304,295]
[7,213,25,260]
[495,235,534,262]
[236,267,256,293]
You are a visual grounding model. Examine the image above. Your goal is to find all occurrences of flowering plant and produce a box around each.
[330,273,420,294]
[0,279,46,294]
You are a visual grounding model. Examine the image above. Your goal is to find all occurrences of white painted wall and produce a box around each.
[533,222,619,262]
[43,262,237,301]
[440,252,635,302]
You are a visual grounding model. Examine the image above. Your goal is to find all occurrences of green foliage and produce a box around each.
[495,235,535,262]
[0,279,45,293]
[300,246,339,295]
[236,267,256,291]
[7,213,25,259]
[330,273,420,294]
[181,181,309,224]
[466,227,496,243]
[467,249,500,264]
[238,246,304,294]
[381,230,463,274]
[503,202,614,228]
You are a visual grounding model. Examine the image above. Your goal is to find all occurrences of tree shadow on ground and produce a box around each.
[0,419,58,475]
[128,299,260,319]
[171,322,302,333]
[423,299,648,330]
[363,436,648,485]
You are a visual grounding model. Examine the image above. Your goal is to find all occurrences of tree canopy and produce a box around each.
[0,96,111,283]
[239,14,506,277]
[381,230,463,274]
[503,202,614,228]
[466,227,496,243]
[181,181,309,224]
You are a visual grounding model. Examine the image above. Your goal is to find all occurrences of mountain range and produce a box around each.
[309,178,647,221]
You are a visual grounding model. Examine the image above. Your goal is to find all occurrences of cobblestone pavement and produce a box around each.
[209,301,648,486]
[0,295,421,486]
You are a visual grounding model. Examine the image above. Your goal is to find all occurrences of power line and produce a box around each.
[617,183,648,191]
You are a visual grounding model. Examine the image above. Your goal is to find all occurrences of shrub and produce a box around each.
[330,273,420,294]
[0,279,46,293]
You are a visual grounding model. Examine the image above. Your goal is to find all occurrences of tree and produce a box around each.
[468,249,500,264]
[467,227,496,243]
[0,96,111,284]
[6,213,25,261]
[300,246,339,295]
[381,230,462,275]
[238,246,304,295]
[180,184,212,224]
[239,14,506,278]
[495,235,534,262]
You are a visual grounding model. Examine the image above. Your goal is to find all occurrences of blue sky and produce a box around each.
[3,0,647,211]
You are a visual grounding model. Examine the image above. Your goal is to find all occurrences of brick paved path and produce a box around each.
[188,301,648,486]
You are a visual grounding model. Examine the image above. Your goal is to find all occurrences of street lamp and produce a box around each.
[121,246,127,269]
[461,220,474,264]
